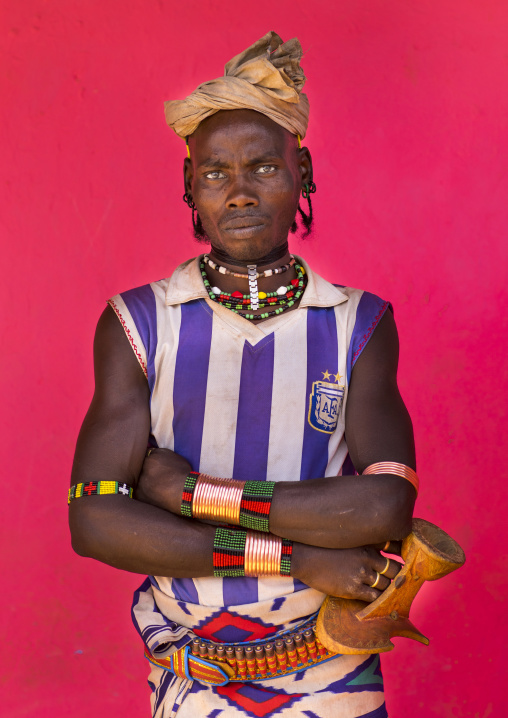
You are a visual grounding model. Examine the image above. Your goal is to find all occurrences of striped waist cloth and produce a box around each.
[144,617,339,686]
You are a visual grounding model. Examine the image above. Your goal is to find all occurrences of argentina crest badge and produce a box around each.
[308,371,344,434]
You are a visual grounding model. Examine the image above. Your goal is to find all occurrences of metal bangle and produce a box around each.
[192,474,245,523]
[245,532,283,577]
[362,461,419,494]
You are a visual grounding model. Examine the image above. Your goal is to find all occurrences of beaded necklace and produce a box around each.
[200,259,307,320]
[203,254,295,280]
[210,278,301,300]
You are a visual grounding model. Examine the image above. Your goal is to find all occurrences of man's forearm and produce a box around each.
[67,495,320,593]
[69,492,406,601]
[69,495,216,576]
[137,453,415,551]
[268,474,415,548]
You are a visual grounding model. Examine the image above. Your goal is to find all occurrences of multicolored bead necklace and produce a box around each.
[209,277,300,300]
[200,258,307,320]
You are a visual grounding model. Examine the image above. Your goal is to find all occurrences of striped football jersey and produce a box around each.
[108,255,389,610]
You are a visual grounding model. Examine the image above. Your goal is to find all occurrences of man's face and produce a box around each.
[184,110,312,262]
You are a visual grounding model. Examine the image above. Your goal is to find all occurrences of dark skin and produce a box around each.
[184,110,310,262]
[70,110,416,603]
[184,110,313,315]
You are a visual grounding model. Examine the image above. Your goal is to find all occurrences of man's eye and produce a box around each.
[254,165,276,174]
[204,171,226,180]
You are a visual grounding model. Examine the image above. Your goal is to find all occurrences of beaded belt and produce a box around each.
[144,618,338,686]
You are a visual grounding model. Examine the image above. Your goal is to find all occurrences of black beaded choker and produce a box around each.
[209,242,290,268]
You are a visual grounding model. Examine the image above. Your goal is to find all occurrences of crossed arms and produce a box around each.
[69,305,416,602]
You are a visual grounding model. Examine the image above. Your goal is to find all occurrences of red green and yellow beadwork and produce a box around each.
[68,481,133,504]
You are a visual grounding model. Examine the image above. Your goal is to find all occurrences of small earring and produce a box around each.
[183,192,196,210]
[301,182,317,199]
[183,192,207,240]
[297,180,315,238]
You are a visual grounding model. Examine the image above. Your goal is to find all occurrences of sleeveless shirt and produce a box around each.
[108,255,389,614]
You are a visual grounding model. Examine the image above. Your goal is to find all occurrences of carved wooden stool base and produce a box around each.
[316,518,465,655]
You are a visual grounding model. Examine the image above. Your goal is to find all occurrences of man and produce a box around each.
[69,32,416,717]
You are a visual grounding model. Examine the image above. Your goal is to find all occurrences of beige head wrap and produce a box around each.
[164,31,309,140]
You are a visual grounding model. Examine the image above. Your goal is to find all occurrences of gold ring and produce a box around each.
[380,556,390,575]
[383,541,390,552]
[146,447,154,458]
[370,572,381,589]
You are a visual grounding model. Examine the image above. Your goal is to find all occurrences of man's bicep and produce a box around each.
[70,305,151,488]
[345,309,416,473]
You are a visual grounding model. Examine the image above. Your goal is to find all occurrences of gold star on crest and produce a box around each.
[334,372,343,384]
[322,370,331,380]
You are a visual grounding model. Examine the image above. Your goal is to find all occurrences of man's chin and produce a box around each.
[209,233,287,264]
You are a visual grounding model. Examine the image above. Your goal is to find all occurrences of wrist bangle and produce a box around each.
[244,531,281,576]
[239,481,276,532]
[213,527,248,577]
[280,538,293,576]
[181,472,277,532]
[193,474,245,523]
[181,472,200,517]
[362,462,419,494]
[68,481,133,504]
[213,528,293,578]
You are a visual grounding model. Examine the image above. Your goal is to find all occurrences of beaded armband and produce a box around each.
[239,481,276,532]
[213,527,248,577]
[213,527,293,578]
[181,473,276,532]
[280,539,293,576]
[181,472,200,517]
[68,481,133,504]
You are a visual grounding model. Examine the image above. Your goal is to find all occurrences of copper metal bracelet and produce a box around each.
[362,462,419,494]
[192,474,245,524]
[244,531,283,577]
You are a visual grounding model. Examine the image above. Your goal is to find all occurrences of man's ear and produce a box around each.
[183,157,193,195]
[298,147,313,187]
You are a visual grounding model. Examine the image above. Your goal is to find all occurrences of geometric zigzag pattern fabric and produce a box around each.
[147,651,387,717]
[134,563,388,715]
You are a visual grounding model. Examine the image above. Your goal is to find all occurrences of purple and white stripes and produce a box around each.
[110,258,389,610]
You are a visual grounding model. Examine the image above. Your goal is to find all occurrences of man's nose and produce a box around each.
[225,176,259,209]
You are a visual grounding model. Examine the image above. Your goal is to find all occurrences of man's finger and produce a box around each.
[374,555,402,581]
[364,569,391,593]
[382,540,403,556]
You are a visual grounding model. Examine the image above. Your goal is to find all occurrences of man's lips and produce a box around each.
[221,215,267,230]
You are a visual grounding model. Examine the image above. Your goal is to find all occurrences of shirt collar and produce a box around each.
[165,255,348,308]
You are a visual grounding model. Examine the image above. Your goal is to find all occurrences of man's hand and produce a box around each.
[291,543,403,603]
[136,448,190,513]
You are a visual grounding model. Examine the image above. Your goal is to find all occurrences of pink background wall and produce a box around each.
[1,1,506,715]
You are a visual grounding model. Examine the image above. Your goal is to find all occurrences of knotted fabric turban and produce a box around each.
[164,31,309,140]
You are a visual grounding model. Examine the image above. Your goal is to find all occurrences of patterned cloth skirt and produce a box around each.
[133,578,387,718]
[148,652,387,718]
